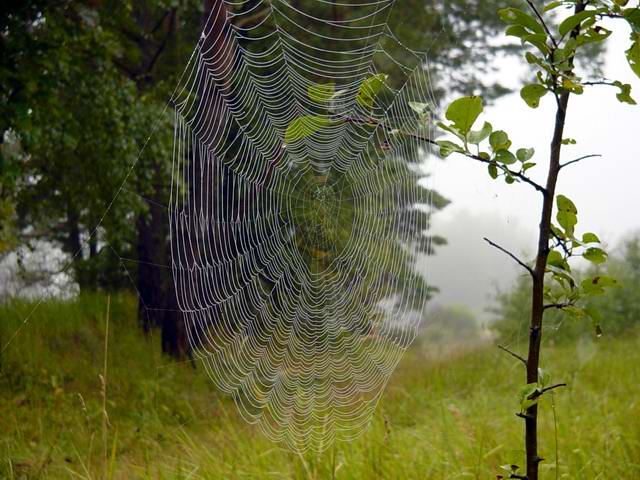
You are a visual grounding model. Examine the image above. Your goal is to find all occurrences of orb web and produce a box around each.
[169,0,440,451]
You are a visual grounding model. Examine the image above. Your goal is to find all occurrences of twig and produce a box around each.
[530,383,567,400]
[526,0,559,49]
[582,80,617,87]
[483,237,535,277]
[498,344,527,366]
[543,301,574,311]
[560,154,601,169]
[550,230,571,258]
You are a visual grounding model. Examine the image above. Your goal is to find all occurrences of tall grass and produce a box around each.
[1,294,639,478]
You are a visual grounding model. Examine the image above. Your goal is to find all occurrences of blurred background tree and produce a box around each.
[491,233,640,343]
[1,0,530,358]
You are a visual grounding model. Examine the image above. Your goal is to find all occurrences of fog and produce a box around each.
[421,20,640,322]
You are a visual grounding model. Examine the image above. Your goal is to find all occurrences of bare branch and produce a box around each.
[498,344,527,366]
[483,237,535,277]
[560,154,601,170]
[582,80,618,87]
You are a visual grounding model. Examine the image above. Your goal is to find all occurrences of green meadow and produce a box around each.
[1,294,639,479]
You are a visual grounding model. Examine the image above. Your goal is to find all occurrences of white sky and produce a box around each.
[424,22,640,320]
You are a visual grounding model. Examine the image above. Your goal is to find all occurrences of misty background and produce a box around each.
[424,20,640,323]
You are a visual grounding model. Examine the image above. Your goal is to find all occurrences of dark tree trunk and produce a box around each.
[135,182,188,358]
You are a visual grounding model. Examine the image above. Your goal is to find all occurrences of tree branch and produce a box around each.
[338,114,548,195]
[483,237,535,277]
[408,134,548,195]
[526,0,559,49]
[560,154,601,169]
[530,383,567,399]
[498,344,527,366]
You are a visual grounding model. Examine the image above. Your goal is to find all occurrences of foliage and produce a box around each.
[492,234,640,344]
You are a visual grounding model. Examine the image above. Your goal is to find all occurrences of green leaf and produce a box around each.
[614,81,637,105]
[544,1,563,12]
[308,82,335,102]
[519,382,540,412]
[445,96,483,135]
[284,115,333,144]
[522,33,550,53]
[547,249,568,269]
[577,27,612,47]
[499,8,546,35]
[516,148,535,162]
[520,84,548,108]
[584,305,603,336]
[562,77,584,94]
[559,10,597,37]
[582,232,600,243]
[489,130,511,151]
[467,121,493,144]
[488,163,499,179]
[556,194,578,236]
[562,138,577,145]
[437,121,464,140]
[625,40,640,79]
[409,101,431,126]
[356,74,387,109]
[538,368,551,389]
[583,247,608,264]
[506,25,530,39]
[525,52,543,65]
[495,149,517,165]
[581,275,619,295]
[623,8,640,34]
[436,140,465,157]
[409,101,430,116]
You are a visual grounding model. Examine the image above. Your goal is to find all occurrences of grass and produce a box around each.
[1,293,639,479]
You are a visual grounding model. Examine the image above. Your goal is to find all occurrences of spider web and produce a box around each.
[170,0,440,452]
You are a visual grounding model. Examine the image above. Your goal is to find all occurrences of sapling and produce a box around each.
[435,1,639,478]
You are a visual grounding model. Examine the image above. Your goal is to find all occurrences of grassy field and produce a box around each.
[1,294,639,479]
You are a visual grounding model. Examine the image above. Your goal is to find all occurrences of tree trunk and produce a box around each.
[525,3,584,478]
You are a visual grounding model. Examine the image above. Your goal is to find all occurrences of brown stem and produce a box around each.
[525,3,585,478]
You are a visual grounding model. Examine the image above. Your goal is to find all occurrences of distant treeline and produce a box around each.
[491,234,640,343]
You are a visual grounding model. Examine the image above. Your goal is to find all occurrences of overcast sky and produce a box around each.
[423,21,640,320]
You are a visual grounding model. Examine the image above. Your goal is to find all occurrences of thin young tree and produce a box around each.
[435,1,640,478]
